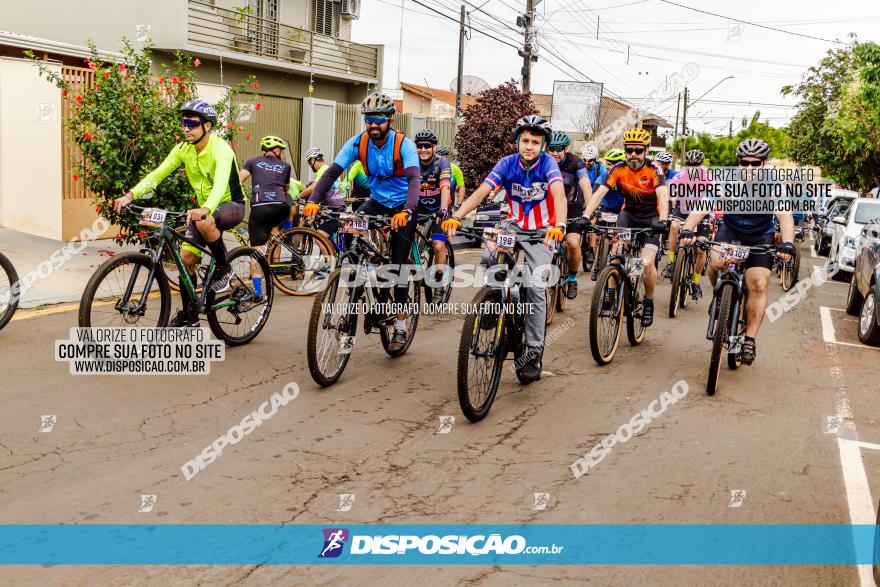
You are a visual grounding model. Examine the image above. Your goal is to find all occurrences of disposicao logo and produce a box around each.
[318,528,349,558]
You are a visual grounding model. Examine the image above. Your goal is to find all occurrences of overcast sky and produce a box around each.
[351,0,878,134]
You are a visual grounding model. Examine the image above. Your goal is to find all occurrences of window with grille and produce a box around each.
[311,0,338,36]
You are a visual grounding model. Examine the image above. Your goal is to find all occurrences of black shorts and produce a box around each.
[715,224,774,270]
[672,211,711,238]
[185,201,245,251]
[616,210,661,250]
[567,200,585,219]
[248,202,291,246]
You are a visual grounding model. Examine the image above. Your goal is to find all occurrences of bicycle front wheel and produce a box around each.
[554,250,568,313]
[626,273,647,346]
[306,268,358,387]
[79,252,171,327]
[457,286,506,422]
[267,227,337,296]
[206,247,274,346]
[0,252,20,331]
[589,265,624,365]
[781,248,800,292]
[707,284,734,395]
[425,237,455,305]
[668,249,687,318]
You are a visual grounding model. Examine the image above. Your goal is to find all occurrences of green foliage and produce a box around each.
[780,38,880,191]
[27,40,257,242]
[672,112,788,166]
[454,81,537,192]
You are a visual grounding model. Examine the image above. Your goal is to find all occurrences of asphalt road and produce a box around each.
[1,239,878,585]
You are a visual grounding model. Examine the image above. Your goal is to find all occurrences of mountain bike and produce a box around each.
[306,211,421,387]
[413,213,455,305]
[0,251,20,331]
[546,238,568,323]
[456,224,550,422]
[588,226,658,365]
[80,205,273,346]
[698,240,778,395]
[668,218,713,318]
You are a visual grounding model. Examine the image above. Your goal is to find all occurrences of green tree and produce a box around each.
[672,112,788,165]
[454,81,536,192]
[28,40,257,242]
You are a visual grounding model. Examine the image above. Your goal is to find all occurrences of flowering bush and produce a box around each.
[454,81,537,192]
[28,40,258,243]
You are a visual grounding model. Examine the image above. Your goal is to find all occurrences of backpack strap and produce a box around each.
[357,131,370,175]
[392,131,406,176]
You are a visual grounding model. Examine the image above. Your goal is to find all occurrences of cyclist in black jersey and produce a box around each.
[679,138,794,364]
[239,135,293,249]
[547,131,592,299]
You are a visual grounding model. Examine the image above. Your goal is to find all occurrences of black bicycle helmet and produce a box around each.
[515,115,552,142]
[436,145,451,157]
[360,92,396,117]
[414,128,438,144]
[736,138,770,159]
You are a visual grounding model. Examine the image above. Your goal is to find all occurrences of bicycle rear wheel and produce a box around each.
[707,284,734,395]
[267,227,336,296]
[306,268,358,386]
[589,265,624,365]
[554,249,568,313]
[79,252,171,327]
[0,252,20,331]
[378,269,421,357]
[781,248,800,292]
[457,286,506,422]
[206,247,273,346]
[592,236,608,281]
[728,291,746,370]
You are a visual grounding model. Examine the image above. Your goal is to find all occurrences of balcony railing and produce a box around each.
[187,0,379,80]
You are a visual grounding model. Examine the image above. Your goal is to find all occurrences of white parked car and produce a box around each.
[828,198,880,277]
[819,188,859,216]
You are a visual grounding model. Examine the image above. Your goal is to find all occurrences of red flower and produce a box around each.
[84,133,93,141]
[245,133,251,140]
[138,231,146,239]
[255,102,261,111]
[85,59,96,71]
[159,77,166,84]
[172,76,178,84]
[73,174,79,182]
[191,196,197,202]
[194,58,202,67]
[103,72,110,79]
[95,205,100,212]
[252,81,259,89]
[75,95,83,104]
[175,135,180,140]
[95,82,101,89]
[62,89,68,97]
[227,122,234,129]
[118,63,126,72]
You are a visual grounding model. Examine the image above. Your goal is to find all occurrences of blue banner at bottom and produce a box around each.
[0,525,877,565]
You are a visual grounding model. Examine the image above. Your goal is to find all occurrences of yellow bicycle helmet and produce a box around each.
[604,148,626,163]
[622,128,651,146]
[260,135,286,151]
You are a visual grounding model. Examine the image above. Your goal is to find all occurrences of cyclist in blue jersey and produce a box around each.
[442,115,567,384]
[655,151,678,183]
[587,148,625,272]
[680,138,794,365]
[581,145,607,191]
[413,129,452,272]
[548,131,592,299]
[303,92,421,352]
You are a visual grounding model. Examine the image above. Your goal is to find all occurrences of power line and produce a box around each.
[408,0,523,51]
[656,0,846,45]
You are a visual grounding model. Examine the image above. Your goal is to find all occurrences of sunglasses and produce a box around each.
[585,159,596,165]
[739,159,763,167]
[548,147,564,153]
[181,118,202,129]
[364,116,390,125]
[416,143,434,150]
[624,147,645,155]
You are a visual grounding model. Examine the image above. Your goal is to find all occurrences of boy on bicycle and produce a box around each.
[442,115,567,383]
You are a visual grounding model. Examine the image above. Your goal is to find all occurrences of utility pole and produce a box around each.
[455,3,466,126]
[671,91,681,168]
[729,118,733,138]
[517,0,537,93]
[680,86,688,164]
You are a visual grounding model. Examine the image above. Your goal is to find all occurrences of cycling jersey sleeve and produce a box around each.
[404,165,420,212]
[308,163,345,204]
[400,137,419,169]
[130,144,184,199]
[438,157,452,189]
[331,136,359,170]
[484,158,509,190]
[452,164,464,188]
[347,161,361,184]
[203,145,237,213]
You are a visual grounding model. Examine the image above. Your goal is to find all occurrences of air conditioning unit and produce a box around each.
[342,0,361,19]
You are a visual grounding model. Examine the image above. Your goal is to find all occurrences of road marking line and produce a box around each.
[854,441,880,451]
[12,292,162,322]
[819,306,880,351]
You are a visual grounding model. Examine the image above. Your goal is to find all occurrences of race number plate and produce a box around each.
[601,212,618,223]
[495,232,516,250]
[140,208,167,228]
[341,216,368,234]
[616,229,632,242]
[731,247,749,260]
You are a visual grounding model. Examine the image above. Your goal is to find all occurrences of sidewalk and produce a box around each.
[0,227,134,309]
